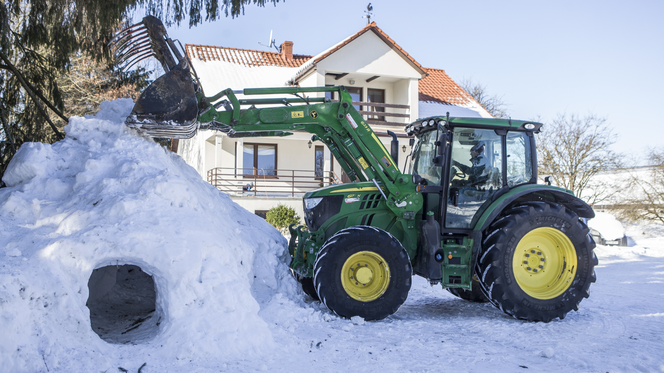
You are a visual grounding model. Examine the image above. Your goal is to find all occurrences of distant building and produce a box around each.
[177,22,490,218]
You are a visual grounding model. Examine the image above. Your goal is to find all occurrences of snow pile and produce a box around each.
[587,211,626,240]
[0,99,301,372]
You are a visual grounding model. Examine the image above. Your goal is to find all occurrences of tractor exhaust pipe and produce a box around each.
[387,130,399,168]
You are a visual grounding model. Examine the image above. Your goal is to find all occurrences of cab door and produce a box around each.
[444,127,504,229]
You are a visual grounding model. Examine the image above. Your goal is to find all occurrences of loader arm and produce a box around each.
[111,17,402,194]
[199,86,404,197]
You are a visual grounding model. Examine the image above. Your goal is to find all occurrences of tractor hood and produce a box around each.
[302,182,386,232]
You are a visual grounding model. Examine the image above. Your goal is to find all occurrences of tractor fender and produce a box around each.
[468,185,594,270]
[473,185,594,233]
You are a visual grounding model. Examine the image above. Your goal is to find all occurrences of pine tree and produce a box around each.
[0,0,281,186]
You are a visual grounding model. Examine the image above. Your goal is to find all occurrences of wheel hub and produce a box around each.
[512,227,578,300]
[341,251,390,302]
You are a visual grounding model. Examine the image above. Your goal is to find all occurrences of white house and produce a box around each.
[176,22,490,218]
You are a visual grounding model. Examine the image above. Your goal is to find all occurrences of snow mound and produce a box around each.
[0,99,301,372]
[588,211,626,241]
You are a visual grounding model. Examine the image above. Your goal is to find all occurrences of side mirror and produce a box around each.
[544,176,552,186]
[433,131,448,166]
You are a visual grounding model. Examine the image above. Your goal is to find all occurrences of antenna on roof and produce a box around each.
[258,30,281,52]
[363,3,373,24]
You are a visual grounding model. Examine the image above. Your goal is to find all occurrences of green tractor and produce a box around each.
[113,17,597,322]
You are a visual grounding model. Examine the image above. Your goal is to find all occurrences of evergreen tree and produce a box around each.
[0,0,281,186]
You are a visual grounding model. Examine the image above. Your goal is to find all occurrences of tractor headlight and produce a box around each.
[428,119,435,126]
[304,197,323,210]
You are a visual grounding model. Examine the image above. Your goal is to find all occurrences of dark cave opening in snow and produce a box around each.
[87,264,160,344]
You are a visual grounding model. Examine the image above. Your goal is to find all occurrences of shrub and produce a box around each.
[266,204,301,234]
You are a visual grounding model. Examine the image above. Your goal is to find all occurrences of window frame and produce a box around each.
[345,86,363,111]
[314,145,325,180]
[241,142,278,178]
[367,88,386,121]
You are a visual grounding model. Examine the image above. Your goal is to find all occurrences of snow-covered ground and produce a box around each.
[1,100,663,372]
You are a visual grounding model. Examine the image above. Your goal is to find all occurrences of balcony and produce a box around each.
[207,167,342,197]
[330,101,411,128]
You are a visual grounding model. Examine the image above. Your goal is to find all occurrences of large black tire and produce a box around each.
[289,269,320,300]
[313,226,412,321]
[476,202,597,322]
[446,276,489,303]
[298,276,320,301]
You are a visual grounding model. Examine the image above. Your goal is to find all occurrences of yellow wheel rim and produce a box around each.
[341,251,390,302]
[512,227,578,300]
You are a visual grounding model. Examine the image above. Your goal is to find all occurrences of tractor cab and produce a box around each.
[408,117,541,232]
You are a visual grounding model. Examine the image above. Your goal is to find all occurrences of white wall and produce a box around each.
[317,32,421,79]
[230,196,305,224]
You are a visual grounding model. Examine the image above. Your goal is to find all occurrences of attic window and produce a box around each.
[87,264,160,344]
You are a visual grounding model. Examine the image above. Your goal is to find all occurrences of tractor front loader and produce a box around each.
[112,17,597,322]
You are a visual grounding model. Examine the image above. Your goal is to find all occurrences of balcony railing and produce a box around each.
[332,101,411,127]
[207,167,342,197]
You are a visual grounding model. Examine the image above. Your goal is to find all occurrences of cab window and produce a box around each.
[506,132,532,187]
[410,130,442,185]
[446,128,503,229]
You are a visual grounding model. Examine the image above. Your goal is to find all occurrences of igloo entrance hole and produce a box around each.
[87,264,160,344]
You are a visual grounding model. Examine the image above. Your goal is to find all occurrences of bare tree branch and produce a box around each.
[536,113,622,204]
[459,78,509,118]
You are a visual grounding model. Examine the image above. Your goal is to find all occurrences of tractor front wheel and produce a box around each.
[476,202,597,322]
[313,226,412,321]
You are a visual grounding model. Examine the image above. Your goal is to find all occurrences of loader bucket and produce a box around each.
[111,16,201,139]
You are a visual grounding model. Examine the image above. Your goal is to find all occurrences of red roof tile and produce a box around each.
[419,68,477,106]
[185,44,311,68]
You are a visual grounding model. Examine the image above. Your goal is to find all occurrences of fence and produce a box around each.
[207,167,342,197]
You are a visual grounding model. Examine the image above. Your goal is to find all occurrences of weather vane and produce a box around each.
[363,3,373,24]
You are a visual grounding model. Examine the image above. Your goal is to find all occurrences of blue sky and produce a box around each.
[157,0,663,159]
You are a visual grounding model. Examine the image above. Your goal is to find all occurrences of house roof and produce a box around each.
[418,68,476,106]
[184,26,485,116]
[290,22,427,83]
[185,44,311,68]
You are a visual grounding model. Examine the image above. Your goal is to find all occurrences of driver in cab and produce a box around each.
[452,142,490,187]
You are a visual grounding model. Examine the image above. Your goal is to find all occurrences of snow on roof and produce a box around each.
[418,100,483,118]
[191,58,302,96]
[0,99,301,370]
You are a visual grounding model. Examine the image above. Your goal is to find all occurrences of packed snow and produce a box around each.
[588,211,627,241]
[1,100,663,372]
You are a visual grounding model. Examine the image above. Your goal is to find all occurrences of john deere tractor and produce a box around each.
[113,17,597,322]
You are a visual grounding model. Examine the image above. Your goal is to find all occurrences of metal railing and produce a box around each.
[207,167,342,197]
[332,101,411,127]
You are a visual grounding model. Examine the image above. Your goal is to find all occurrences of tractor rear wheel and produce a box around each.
[476,202,597,322]
[313,226,412,321]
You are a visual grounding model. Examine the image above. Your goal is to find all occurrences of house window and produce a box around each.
[315,145,324,179]
[254,210,268,219]
[242,143,277,177]
[367,88,385,121]
[346,87,362,111]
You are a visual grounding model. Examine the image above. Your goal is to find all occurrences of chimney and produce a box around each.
[280,41,293,61]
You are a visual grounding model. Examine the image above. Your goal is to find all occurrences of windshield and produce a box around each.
[410,130,442,185]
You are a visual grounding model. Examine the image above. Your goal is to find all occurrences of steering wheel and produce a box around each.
[452,166,466,179]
